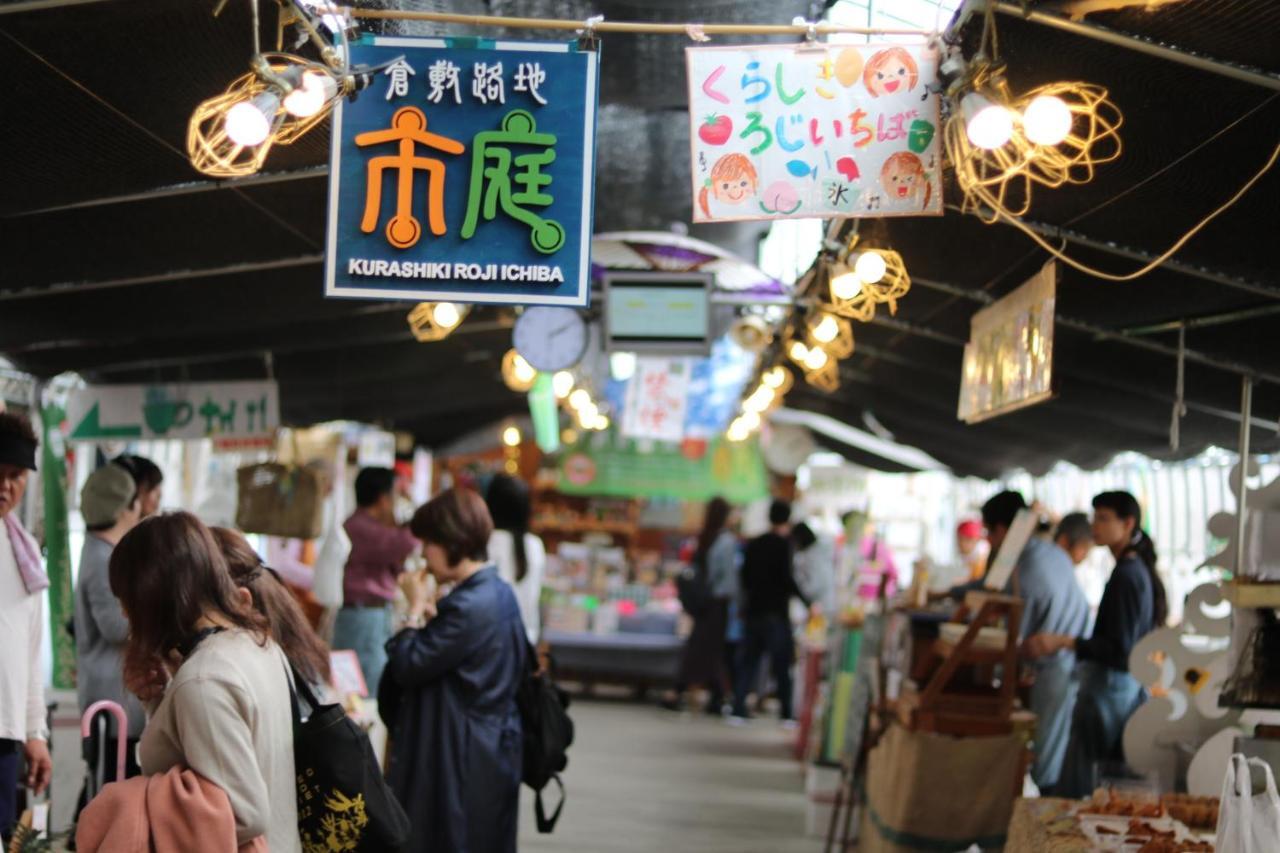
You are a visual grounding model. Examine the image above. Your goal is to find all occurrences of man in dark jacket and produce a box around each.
[731,499,812,723]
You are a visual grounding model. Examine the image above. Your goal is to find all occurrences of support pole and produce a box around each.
[1235,377,1253,577]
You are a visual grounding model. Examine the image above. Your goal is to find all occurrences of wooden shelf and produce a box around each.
[532,520,638,536]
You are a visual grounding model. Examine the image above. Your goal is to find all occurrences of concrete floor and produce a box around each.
[518,698,820,853]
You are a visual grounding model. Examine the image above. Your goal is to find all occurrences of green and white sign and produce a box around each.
[66,381,279,442]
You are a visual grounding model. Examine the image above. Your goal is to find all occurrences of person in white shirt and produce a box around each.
[0,412,51,842]
[484,474,545,646]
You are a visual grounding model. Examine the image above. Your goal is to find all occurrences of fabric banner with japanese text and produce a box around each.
[557,431,770,504]
[326,36,599,306]
[686,43,941,222]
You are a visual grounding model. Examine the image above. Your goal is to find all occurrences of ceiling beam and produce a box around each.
[993,1,1280,91]
[947,205,1280,301]
[5,167,329,219]
[0,0,118,14]
[0,255,323,302]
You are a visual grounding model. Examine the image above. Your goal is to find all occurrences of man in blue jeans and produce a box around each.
[732,499,814,723]
[332,467,419,696]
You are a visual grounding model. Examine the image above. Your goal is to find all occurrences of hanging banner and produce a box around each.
[958,261,1057,423]
[66,381,279,442]
[325,36,600,307]
[686,42,942,222]
[558,432,770,504]
[40,402,75,689]
[621,357,691,443]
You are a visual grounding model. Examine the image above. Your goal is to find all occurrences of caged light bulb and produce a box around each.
[1023,94,1073,146]
[962,92,1014,150]
[789,341,809,362]
[803,346,829,371]
[225,92,280,146]
[854,251,887,285]
[283,71,336,118]
[830,264,863,300]
[432,302,462,329]
[812,314,840,344]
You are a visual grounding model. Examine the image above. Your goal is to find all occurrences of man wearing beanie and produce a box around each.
[72,462,145,823]
[0,412,51,843]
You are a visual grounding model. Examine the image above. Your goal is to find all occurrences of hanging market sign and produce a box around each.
[66,381,279,442]
[325,36,600,307]
[557,431,769,504]
[958,261,1057,423]
[686,42,942,222]
[621,357,692,443]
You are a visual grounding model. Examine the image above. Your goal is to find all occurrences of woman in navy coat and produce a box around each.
[380,488,527,852]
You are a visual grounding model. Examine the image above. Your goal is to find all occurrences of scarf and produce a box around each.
[4,513,49,594]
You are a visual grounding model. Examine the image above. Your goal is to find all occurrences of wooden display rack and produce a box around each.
[896,592,1024,736]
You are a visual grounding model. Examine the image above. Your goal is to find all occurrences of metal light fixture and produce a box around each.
[807,311,854,359]
[186,1,396,177]
[407,302,468,342]
[502,349,537,392]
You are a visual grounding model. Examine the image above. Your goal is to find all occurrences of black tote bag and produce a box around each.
[288,669,411,852]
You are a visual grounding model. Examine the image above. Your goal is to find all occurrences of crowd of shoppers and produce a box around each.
[0,401,1177,849]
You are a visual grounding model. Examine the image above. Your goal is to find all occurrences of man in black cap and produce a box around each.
[0,412,51,841]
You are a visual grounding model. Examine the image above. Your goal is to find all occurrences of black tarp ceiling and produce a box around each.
[0,0,1277,479]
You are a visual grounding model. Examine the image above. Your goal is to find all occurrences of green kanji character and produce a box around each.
[461,109,565,254]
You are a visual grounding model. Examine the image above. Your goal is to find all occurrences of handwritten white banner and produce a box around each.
[686,43,942,222]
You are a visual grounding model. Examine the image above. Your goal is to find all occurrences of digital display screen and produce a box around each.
[604,274,711,354]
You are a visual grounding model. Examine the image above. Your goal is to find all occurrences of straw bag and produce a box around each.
[236,462,327,539]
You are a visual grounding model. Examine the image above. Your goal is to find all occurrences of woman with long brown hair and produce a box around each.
[211,526,331,687]
[110,512,300,852]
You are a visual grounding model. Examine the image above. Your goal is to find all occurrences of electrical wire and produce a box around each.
[993,140,1280,282]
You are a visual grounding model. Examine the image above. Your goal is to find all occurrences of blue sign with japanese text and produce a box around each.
[325,36,599,306]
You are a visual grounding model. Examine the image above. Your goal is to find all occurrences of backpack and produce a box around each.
[676,553,712,617]
[516,644,574,833]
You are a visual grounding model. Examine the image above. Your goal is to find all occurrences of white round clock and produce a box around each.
[513,306,589,373]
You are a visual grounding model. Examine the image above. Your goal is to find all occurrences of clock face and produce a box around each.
[513,307,589,373]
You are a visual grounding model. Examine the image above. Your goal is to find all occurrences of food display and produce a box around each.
[1159,794,1219,830]
[1083,787,1165,818]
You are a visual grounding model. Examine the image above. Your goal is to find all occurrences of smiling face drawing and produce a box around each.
[863,48,919,98]
[881,151,929,208]
[698,153,760,218]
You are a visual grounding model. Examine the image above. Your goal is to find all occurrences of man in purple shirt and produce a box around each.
[332,467,419,695]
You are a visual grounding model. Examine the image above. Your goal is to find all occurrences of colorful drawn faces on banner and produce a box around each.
[863,48,919,98]
[880,151,930,210]
[699,153,759,217]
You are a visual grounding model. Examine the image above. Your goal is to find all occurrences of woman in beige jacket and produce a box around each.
[110,512,300,853]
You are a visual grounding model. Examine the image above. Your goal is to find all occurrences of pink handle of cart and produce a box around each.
[81,700,128,782]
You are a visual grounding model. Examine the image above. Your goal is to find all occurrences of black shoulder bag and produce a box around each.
[287,667,411,852]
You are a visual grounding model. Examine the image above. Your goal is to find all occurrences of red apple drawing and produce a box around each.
[698,114,733,146]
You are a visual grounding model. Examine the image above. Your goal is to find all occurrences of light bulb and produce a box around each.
[962,92,1014,150]
[552,371,575,399]
[743,387,773,414]
[283,75,325,118]
[578,402,599,424]
[789,341,809,362]
[727,421,749,442]
[593,415,610,431]
[568,389,591,410]
[561,428,579,445]
[1023,94,1072,146]
[762,366,787,389]
[812,314,840,344]
[502,426,522,447]
[225,92,279,146]
[610,351,637,381]
[432,302,462,329]
[740,409,761,431]
[512,353,536,384]
[831,267,863,300]
[854,252,887,285]
[804,346,829,370]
